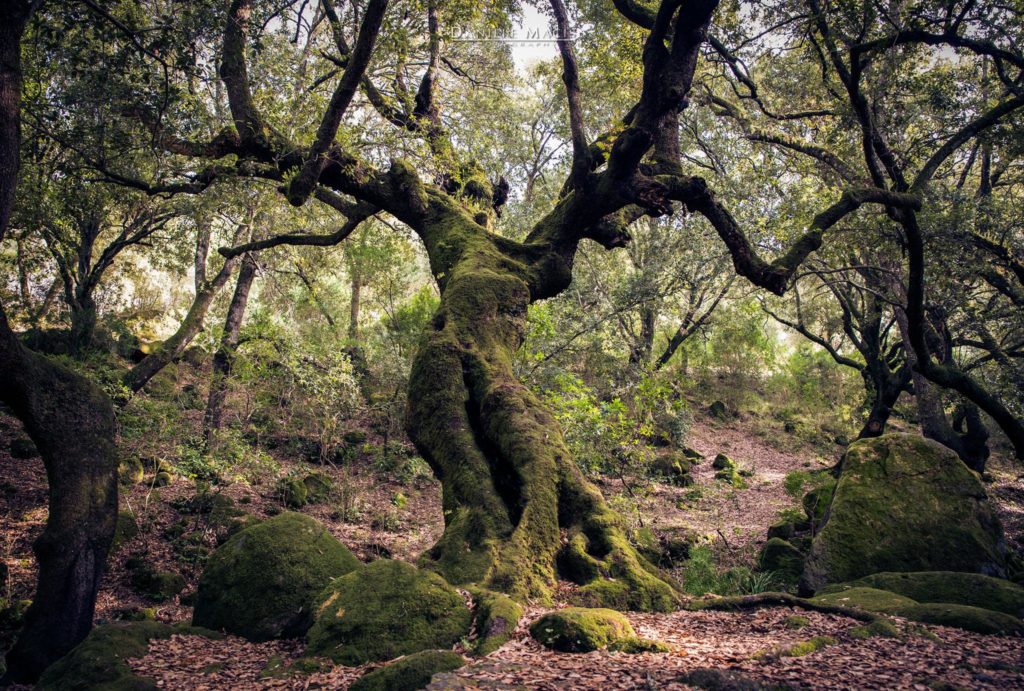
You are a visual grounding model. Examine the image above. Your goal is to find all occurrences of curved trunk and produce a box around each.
[406,211,677,610]
[0,310,117,682]
[856,365,909,439]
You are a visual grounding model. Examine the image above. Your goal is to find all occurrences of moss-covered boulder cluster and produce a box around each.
[801,434,1011,590]
[193,512,360,640]
[649,447,702,487]
[754,433,1024,636]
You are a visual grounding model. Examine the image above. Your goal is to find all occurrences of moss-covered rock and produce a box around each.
[305,559,472,665]
[780,635,836,657]
[801,434,1011,591]
[848,619,900,639]
[9,437,37,459]
[757,538,804,586]
[111,510,139,553]
[35,622,219,691]
[470,588,523,655]
[608,636,672,653]
[303,472,334,504]
[810,586,919,612]
[193,512,359,641]
[679,667,767,690]
[118,456,145,485]
[712,453,734,471]
[649,451,694,487]
[129,562,186,602]
[349,650,465,691]
[897,602,1024,635]
[276,476,308,508]
[819,571,1024,617]
[810,586,1024,635]
[529,607,635,652]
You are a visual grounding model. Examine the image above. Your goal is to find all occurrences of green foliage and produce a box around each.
[682,545,778,597]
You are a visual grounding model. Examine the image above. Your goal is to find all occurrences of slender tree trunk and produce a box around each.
[348,269,361,340]
[204,252,258,443]
[68,290,96,357]
[406,208,677,611]
[0,8,118,680]
[123,258,238,393]
[628,305,656,366]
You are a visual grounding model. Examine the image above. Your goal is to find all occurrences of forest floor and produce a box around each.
[3,404,1024,689]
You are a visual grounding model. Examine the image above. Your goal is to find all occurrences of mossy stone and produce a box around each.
[305,559,472,665]
[680,667,766,690]
[276,477,308,508]
[897,602,1024,635]
[848,619,900,639]
[529,607,635,652]
[712,453,734,471]
[820,571,1024,617]
[801,434,1011,591]
[766,520,797,541]
[118,456,145,485]
[757,538,804,586]
[9,437,37,459]
[810,586,919,612]
[649,452,693,487]
[470,588,523,655]
[111,511,139,553]
[349,650,465,691]
[131,566,186,602]
[193,512,359,641]
[303,472,334,504]
[810,586,1024,635]
[608,637,672,653]
[35,622,220,691]
[781,635,836,657]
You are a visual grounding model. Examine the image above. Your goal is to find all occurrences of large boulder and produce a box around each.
[36,622,220,691]
[305,559,472,665]
[193,512,359,641]
[801,434,1010,592]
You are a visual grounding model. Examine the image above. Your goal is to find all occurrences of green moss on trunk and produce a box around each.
[406,208,679,610]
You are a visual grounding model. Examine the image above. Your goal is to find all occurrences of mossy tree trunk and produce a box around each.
[405,201,678,610]
[0,6,118,681]
[0,315,118,682]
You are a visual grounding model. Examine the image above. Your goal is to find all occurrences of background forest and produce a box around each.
[1,0,1023,688]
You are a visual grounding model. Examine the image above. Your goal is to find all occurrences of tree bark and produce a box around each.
[0,5,118,681]
[204,252,258,443]
[0,311,118,682]
[405,205,678,610]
